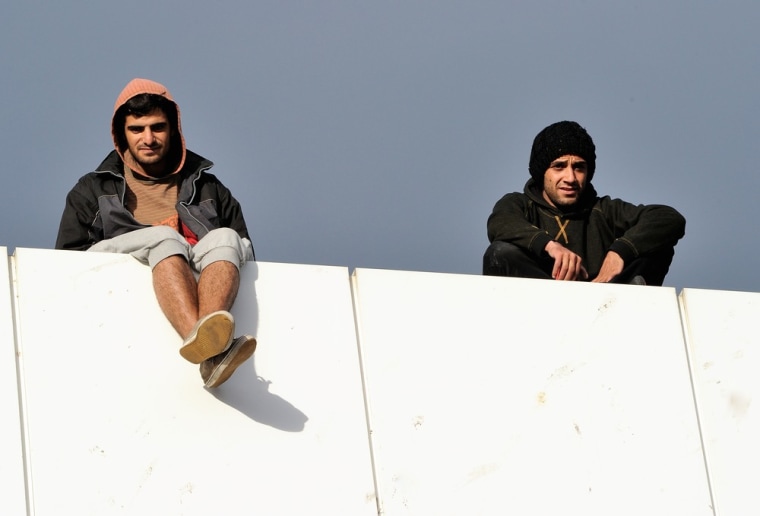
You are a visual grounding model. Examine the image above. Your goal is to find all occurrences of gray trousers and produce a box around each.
[89,226,254,272]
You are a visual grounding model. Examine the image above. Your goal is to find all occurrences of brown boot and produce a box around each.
[200,335,257,388]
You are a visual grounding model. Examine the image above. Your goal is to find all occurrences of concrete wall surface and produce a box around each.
[352,268,713,516]
[4,247,759,515]
[680,288,760,516]
[1,249,28,516]
[11,248,375,516]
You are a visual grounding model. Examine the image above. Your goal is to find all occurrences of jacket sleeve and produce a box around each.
[213,180,255,259]
[55,179,99,251]
[486,193,553,257]
[600,197,686,263]
[216,185,249,239]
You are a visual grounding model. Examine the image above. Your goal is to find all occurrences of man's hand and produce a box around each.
[591,251,624,283]
[545,241,588,281]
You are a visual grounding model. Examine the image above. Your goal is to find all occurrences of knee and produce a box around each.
[484,241,522,263]
[194,229,252,271]
[203,227,242,246]
[146,227,190,268]
[483,241,521,275]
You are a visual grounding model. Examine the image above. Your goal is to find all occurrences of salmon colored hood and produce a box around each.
[111,78,186,175]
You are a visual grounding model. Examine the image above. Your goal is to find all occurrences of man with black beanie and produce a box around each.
[483,121,685,285]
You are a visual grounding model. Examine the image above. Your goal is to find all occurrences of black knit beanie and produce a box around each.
[528,121,596,183]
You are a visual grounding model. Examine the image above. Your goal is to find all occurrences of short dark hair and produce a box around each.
[113,93,179,151]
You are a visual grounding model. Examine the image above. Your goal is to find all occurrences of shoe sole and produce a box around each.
[204,336,257,388]
[179,311,235,364]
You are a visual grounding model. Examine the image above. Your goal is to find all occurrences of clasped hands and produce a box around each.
[544,241,623,283]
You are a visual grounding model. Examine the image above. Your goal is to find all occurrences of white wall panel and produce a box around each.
[680,287,760,516]
[13,248,375,515]
[353,269,712,516]
[0,249,27,515]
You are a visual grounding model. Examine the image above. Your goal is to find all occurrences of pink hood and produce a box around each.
[111,78,186,175]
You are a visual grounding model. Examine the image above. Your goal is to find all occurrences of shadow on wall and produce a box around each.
[206,261,308,432]
[208,358,309,432]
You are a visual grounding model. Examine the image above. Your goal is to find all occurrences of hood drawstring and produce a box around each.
[554,215,569,244]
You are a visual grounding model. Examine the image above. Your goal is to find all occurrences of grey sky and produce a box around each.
[2,1,758,292]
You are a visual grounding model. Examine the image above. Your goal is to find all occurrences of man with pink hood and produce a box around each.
[56,78,256,388]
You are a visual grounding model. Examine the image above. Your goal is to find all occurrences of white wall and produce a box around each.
[4,247,759,515]
[352,268,712,516]
[0,249,27,516]
[681,288,760,516]
[12,248,375,516]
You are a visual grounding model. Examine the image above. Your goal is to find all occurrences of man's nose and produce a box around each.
[143,129,155,144]
[560,166,577,182]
